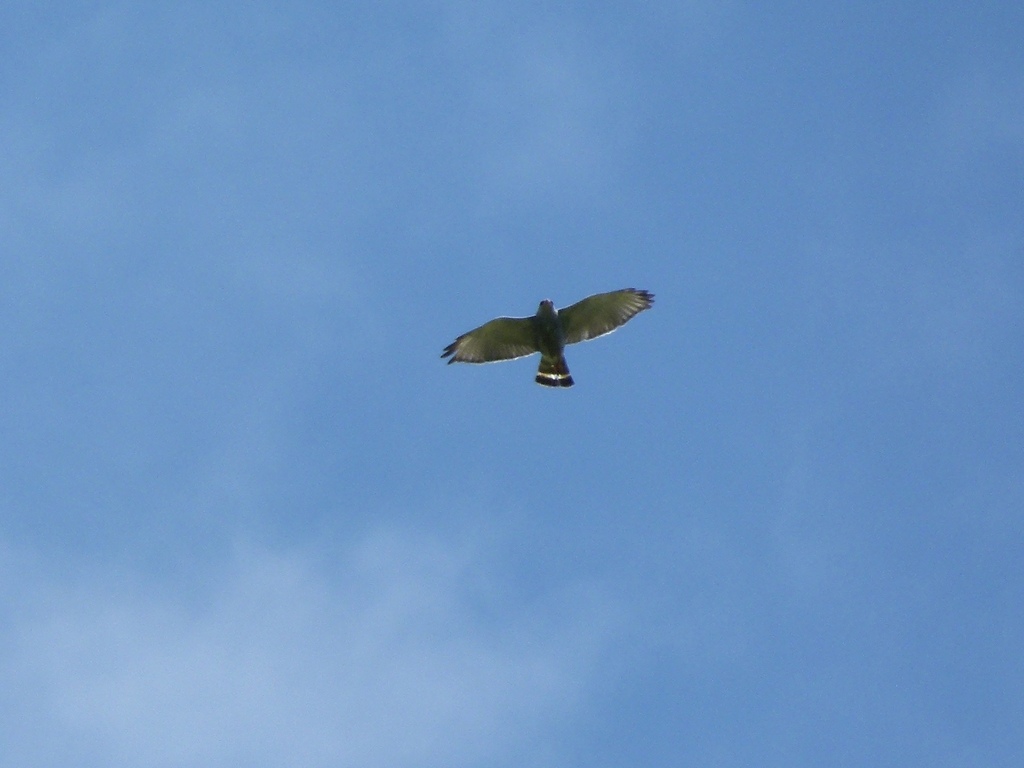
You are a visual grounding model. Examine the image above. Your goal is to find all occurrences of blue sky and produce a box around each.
[1,2,1022,765]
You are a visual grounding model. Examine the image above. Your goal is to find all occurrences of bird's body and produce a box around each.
[533,299,573,386]
[442,288,654,387]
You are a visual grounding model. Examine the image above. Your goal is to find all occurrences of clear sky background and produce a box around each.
[1,2,1022,766]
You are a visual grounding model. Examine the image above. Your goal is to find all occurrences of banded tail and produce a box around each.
[535,356,574,387]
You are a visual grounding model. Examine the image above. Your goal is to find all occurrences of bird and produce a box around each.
[441,288,654,387]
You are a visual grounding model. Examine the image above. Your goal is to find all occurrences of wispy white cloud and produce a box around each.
[0,525,614,767]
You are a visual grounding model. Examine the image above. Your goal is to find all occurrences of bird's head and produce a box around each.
[538,299,555,312]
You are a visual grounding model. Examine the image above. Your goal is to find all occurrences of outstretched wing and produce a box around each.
[558,288,654,344]
[441,316,538,364]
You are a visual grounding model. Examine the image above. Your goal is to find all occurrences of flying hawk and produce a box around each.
[441,288,654,387]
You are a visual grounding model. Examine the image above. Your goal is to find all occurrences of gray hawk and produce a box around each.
[441,288,654,387]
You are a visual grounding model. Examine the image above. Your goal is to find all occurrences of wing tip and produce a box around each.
[626,288,655,307]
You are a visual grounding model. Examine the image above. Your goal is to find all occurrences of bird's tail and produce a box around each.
[536,356,574,387]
